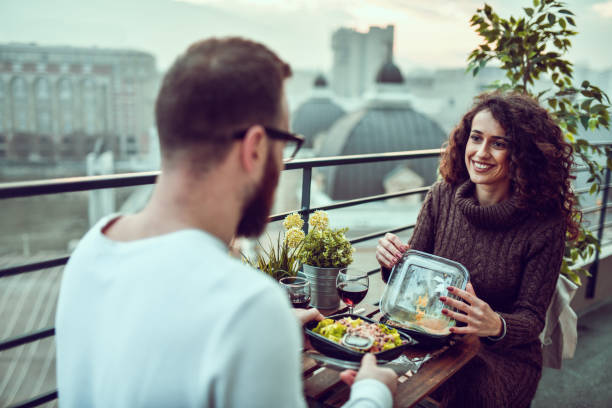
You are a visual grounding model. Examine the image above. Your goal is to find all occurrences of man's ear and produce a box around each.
[240,125,267,174]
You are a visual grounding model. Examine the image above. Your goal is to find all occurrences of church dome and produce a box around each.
[314,74,328,88]
[291,75,345,149]
[376,61,404,84]
[316,65,446,201]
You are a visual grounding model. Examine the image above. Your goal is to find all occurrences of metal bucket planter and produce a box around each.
[302,264,342,310]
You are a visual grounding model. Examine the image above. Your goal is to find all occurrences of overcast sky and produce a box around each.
[2,0,611,73]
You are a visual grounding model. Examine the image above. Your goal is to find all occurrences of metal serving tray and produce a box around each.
[304,313,415,362]
[379,250,469,346]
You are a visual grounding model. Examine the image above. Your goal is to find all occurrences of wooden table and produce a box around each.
[301,304,480,408]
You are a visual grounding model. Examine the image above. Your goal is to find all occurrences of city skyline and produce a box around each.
[2,0,612,73]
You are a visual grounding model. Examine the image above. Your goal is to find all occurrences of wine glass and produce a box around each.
[336,267,369,315]
[279,276,311,309]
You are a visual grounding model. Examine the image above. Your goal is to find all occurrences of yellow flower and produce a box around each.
[285,227,305,248]
[283,213,304,230]
[309,210,329,230]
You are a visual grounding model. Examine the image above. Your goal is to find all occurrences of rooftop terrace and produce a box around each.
[1,147,611,407]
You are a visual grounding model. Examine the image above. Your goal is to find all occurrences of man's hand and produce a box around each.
[293,308,324,326]
[339,353,397,395]
[294,308,324,350]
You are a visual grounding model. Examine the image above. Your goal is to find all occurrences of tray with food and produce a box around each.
[304,313,416,362]
[379,250,470,347]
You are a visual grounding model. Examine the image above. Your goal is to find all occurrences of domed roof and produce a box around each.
[317,105,446,200]
[291,78,345,149]
[314,74,328,88]
[376,61,404,84]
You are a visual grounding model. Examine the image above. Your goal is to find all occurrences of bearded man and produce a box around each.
[55,37,396,408]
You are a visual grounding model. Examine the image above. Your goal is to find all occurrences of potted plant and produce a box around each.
[298,210,354,309]
[244,213,305,281]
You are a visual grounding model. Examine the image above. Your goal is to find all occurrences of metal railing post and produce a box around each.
[587,149,612,298]
[300,167,312,235]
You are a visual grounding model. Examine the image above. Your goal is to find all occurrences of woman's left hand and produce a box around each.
[439,283,503,338]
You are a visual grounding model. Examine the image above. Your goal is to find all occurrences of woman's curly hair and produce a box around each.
[439,91,580,240]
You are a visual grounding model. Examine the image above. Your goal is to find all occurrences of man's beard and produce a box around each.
[236,152,280,238]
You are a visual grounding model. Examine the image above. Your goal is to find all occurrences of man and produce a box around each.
[55,37,396,407]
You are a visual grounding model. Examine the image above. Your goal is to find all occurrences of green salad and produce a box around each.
[312,317,404,353]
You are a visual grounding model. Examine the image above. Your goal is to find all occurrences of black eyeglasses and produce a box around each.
[233,127,305,162]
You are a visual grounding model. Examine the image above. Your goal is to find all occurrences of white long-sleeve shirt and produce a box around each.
[56,216,391,408]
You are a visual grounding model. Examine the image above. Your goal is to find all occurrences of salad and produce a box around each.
[312,317,405,353]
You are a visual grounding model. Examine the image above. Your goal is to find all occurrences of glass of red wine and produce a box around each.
[336,267,369,315]
[279,276,311,309]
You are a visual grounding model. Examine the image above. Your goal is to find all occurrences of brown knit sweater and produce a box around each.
[404,180,565,408]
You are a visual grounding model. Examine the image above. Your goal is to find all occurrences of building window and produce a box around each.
[35,78,52,134]
[11,76,29,132]
[0,81,4,132]
[58,78,73,134]
[82,78,97,135]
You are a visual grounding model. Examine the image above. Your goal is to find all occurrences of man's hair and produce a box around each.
[155,37,292,168]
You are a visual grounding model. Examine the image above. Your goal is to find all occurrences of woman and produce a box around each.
[376,92,579,408]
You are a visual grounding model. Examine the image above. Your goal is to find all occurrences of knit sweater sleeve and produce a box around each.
[408,182,441,253]
[486,218,565,351]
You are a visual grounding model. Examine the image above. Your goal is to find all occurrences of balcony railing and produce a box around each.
[0,146,610,407]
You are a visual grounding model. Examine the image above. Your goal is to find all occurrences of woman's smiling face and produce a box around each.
[464,109,511,195]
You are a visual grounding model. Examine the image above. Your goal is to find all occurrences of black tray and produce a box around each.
[379,314,451,348]
[304,313,415,362]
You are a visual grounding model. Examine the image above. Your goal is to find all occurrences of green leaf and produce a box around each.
[567,16,575,26]
[576,138,589,148]
[559,18,566,30]
[590,183,598,195]
[559,9,574,16]
[581,100,592,111]
[547,13,556,25]
[567,270,581,286]
[552,72,559,82]
[591,103,607,114]
[524,7,534,17]
[571,250,578,261]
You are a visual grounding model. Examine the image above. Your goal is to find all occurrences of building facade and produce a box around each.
[0,43,158,161]
[331,25,394,98]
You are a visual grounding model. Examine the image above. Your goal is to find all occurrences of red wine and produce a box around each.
[337,282,368,306]
[291,296,311,309]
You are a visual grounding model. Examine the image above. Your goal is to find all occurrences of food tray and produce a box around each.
[304,313,415,362]
[379,314,450,348]
[379,250,469,346]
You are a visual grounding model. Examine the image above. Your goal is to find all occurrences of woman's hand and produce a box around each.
[376,233,409,270]
[439,283,503,338]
